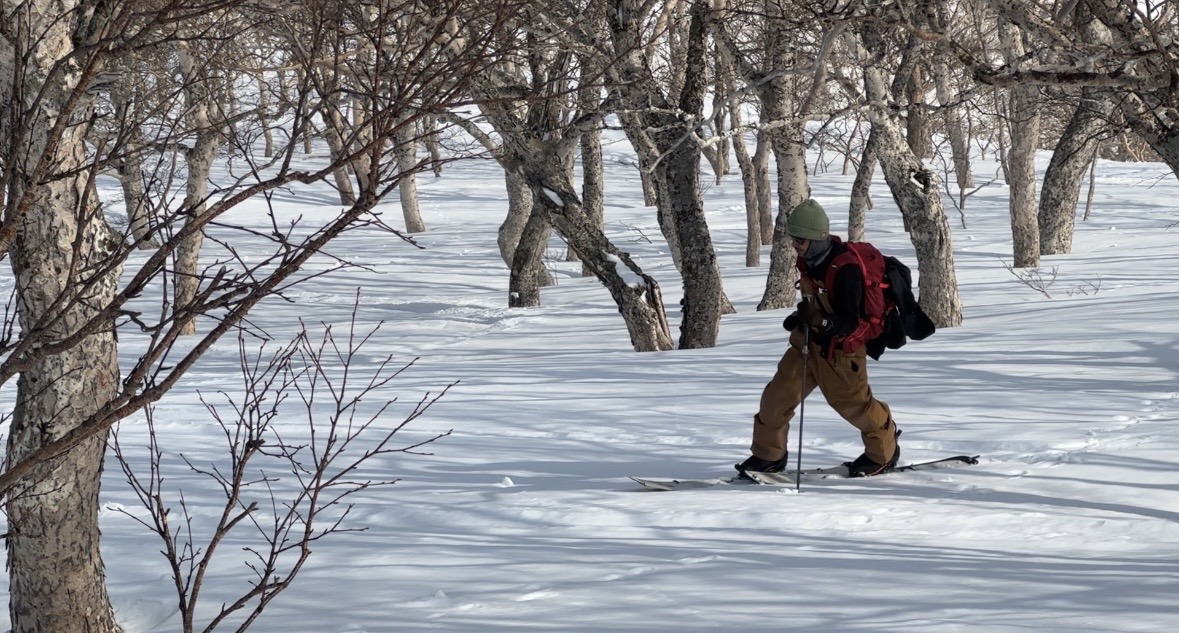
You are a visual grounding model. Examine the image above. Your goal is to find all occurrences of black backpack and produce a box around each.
[865,256,937,360]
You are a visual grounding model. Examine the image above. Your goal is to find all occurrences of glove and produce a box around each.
[782,313,801,332]
[796,299,830,332]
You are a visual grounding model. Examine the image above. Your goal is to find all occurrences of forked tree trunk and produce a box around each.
[609,0,728,346]
[2,4,123,631]
[1079,0,1179,181]
[1039,90,1112,255]
[861,41,963,328]
[507,197,550,308]
[319,95,358,205]
[518,160,674,351]
[999,22,1041,269]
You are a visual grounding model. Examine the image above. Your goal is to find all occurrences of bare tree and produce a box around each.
[958,2,1179,181]
[0,2,521,631]
[452,2,675,349]
[713,0,817,311]
[112,304,453,633]
[857,21,964,328]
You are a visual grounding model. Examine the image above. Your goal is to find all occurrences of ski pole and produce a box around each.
[795,324,809,492]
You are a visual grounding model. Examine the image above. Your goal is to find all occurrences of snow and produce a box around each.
[3,133,1179,633]
[606,251,647,289]
[543,186,565,207]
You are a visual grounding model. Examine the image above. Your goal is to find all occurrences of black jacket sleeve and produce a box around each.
[825,264,863,336]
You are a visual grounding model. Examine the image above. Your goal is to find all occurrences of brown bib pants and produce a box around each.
[752,331,897,465]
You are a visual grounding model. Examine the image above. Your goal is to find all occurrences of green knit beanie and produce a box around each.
[787,199,830,241]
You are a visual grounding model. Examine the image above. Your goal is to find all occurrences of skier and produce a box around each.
[736,199,900,478]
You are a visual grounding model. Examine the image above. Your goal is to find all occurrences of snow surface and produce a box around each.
[3,131,1179,633]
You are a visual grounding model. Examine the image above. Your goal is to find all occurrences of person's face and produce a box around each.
[791,235,809,255]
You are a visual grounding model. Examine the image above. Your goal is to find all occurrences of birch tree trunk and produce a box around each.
[498,167,534,267]
[905,61,933,159]
[756,130,806,312]
[517,159,674,351]
[396,121,426,233]
[1039,90,1112,255]
[578,65,604,278]
[423,115,444,176]
[174,44,220,337]
[714,5,760,267]
[112,84,155,249]
[318,94,358,205]
[754,0,807,311]
[999,22,1041,269]
[861,35,963,327]
[609,0,727,347]
[753,132,773,244]
[730,92,761,267]
[933,57,973,192]
[507,197,550,308]
[848,130,878,242]
[1,3,123,630]
[258,74,274,158]
[7,133,124,633]
[115,146,155,249]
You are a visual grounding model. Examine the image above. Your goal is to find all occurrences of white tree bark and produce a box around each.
[396,121,426,233]
[753,0,807,311]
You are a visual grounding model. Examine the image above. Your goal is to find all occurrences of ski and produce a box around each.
[744,454,979,485]
[630,455,979,491]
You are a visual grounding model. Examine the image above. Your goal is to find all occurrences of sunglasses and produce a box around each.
[790,236,807,245]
